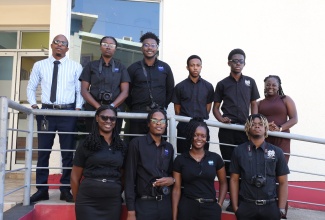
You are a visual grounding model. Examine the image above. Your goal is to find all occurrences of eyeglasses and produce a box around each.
[194,133,207,139]
[143,43,158,49]
[53,40,68,47]
[99,115,117,122]
[101,43,117,49]
[150,118,166,124]
[229,59,245,64]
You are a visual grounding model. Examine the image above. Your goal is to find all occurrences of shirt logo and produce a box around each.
[267,150,276,159]
[245,80,251,86]
[164,149,169,156]
[158,66,164,71]
[208,160,214,166]
[114,68,119,72]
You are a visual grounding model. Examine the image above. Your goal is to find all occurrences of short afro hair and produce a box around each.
[140,32,160,45]
[228,48,246,61]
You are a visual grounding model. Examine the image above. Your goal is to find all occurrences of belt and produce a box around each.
[88,178,116,183]
[42,103,74,109]
[139,195,163,201]
[185,195,217,203]
[241,197,277,205]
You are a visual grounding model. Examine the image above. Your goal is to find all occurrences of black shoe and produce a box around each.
[60,190,74,203]
[30,190,49,203]
[226,203,234,212]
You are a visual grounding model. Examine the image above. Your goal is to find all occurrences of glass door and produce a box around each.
[3,52,47,170]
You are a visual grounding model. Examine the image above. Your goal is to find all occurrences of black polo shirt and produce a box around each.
[229,141,290,200]
[127,58,174,110]
[214,74,260,124]
[172,76,214,119]
[79,58,130,101]
[124,133,174,211]
[73,136,127,180]
[173,151,224,199]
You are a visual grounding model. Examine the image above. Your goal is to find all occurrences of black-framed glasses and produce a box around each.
[143,43,158,49]
[101,42,116,49]
[229,59,245,64]
[150,118,166,124]
[99,115,117,122]
[53,40,68,47]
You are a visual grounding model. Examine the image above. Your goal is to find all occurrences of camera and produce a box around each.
[149,101,159,110]
[98,90,113,102]
[155,186,170,195]
[150,178,171,196]
[251,174,266,188]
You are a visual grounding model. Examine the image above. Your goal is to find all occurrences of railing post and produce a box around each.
[23,112,34,205]
[168,116,177,158]
[0,97,9,220]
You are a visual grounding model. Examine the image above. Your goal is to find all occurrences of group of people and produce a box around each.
[26,32,298,220]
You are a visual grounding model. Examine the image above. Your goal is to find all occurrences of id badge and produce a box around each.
[41,119,49,131]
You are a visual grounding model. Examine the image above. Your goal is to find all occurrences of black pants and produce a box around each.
[36,110,76,192]
[177,122,209,154]
[218,128,248,193]
[235,201,281,220]
[135,195,172,220]
[177,196,221,220]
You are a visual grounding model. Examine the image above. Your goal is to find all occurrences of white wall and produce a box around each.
[162,0,325,181]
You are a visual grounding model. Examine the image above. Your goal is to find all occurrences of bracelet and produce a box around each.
[172,177,176,183]
[279,126,282,132]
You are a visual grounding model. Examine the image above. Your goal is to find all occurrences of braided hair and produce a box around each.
[82,106,127,156]
[264,75,285,97]
[184,117,210,150]
[244,114,269,140]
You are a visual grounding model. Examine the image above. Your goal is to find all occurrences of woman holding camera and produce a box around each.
[79,36,130,133]
[172,118,227,220]
[71,105,127,220]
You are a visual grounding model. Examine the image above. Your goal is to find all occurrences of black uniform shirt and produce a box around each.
[124,133,174,211]
[173,151,224,199]
[172,76,214,119]
[73,136,126,180]
[229,141,290,200]
[214,74,260,124]
[127,58,174,110]
[79,58,130,101]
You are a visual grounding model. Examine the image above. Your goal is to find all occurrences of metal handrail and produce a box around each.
[0,97,324,220]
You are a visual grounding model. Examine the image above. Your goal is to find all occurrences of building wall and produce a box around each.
[162,0,325,181]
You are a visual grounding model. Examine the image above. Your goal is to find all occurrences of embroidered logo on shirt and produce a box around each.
[164,149,169,156]
[114,68,119,72]
[267,150,276,159]
[158,66,164,71]
[245,80,251,86]
[208,160,214,166]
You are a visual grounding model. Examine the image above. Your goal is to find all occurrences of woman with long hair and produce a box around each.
[71,105,127,220]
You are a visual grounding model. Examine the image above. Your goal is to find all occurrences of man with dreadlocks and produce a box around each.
[71,106,127,220]
[229,114,289,220]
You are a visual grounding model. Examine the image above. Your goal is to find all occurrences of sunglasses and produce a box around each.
[99,115,117,122]
[101,42,116,49]
[53,40,68,47]
[150,118,166,124]
[229,59,245,64]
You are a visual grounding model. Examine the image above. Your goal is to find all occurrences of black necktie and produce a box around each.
[50,61,60,103]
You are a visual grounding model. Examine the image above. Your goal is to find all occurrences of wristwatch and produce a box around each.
[110,103,115,108]
[279,208,286,216]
